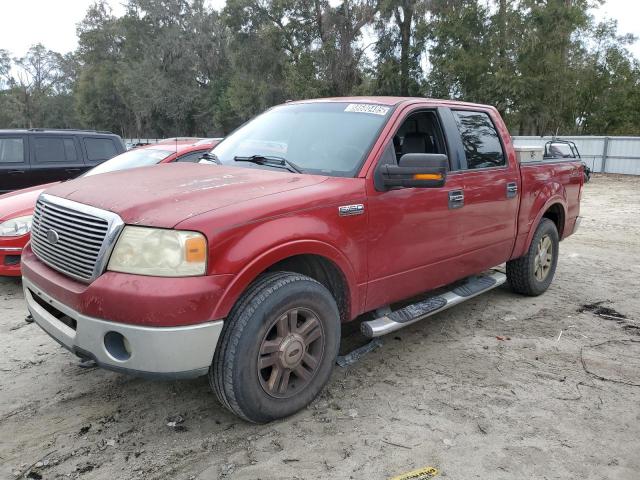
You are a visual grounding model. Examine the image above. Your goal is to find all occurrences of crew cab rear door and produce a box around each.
[29,135,87,185]
[446,108,519,270]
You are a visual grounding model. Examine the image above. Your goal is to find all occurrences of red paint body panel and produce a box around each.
[20,98,582,328]
[511,161,582,258]
[46,165,328,228]
[21,246,233,326]
[176,177,369,320]
[0,143,216,276]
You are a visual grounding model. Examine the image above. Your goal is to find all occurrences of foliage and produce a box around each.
[0,0,639,136]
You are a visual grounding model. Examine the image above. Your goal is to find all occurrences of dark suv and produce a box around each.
[0,129,125,194]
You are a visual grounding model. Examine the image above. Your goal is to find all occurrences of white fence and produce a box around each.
[513,136,640,175]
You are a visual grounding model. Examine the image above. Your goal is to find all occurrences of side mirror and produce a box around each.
[378,153,448,190]
[198,152,220,164]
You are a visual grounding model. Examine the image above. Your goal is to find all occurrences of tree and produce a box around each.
[75,0,130,135]
[574,20,640,135]
[315,0,378,96]
[0,50,11,89]
[7,44,68,128]
[1,0,639,137]
[374,0,428,95]
[426,0,492,101]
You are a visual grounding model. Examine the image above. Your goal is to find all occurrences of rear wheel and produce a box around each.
[210,272,340,423]
[507,218,559,296]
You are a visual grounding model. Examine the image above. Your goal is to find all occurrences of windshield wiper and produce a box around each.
[234,154,303,174]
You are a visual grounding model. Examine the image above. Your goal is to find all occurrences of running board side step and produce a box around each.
[360,271,507,338]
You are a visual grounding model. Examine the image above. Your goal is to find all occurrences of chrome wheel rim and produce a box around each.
[534,234,553,281]
[257,308,325,399]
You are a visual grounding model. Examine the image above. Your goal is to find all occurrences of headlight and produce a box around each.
[0,215,33,237]
[107,226,207,277]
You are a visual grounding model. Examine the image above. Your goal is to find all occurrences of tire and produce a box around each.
[210,272,340,423]
[506,218,559,296]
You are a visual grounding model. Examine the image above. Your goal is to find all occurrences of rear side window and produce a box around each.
[0,138,25,163]
[34,137,70,163]
[453,110,505,169]
[85,138,117,162]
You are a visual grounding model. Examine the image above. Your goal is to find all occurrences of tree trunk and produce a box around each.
[395,2,414,96]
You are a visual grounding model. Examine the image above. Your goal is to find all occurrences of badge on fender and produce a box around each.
[338,204,365,216]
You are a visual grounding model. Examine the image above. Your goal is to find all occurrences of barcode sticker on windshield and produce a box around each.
[344,104,390,116]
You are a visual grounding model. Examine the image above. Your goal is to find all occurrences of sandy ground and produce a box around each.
[1,174,639,480]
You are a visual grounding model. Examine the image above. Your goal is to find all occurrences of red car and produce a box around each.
[0,141,218,276]
[21,97,583,423]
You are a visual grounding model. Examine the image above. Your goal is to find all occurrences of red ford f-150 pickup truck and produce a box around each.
[21,97,583,423]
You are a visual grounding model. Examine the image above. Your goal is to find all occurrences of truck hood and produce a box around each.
[43,163,328,228]
[0,182,59,221]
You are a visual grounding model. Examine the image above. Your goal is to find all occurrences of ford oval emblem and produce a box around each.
[47,229,60,245]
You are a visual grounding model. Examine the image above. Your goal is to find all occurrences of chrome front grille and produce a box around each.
[31,194,124,283]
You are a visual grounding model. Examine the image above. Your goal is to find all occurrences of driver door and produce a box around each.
[364,108,467,311]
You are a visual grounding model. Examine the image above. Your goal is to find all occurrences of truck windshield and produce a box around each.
[211,102,392,177]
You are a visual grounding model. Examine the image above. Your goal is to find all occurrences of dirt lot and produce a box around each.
[1,174,639,480]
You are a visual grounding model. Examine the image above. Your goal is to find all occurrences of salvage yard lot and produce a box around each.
[1,174,639,480]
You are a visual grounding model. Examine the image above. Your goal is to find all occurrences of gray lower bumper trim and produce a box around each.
[23,276,223,377]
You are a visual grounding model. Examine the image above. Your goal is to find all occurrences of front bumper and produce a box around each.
[23,276,223,379]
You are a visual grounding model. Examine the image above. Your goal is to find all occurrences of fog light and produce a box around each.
[104,331,132,361]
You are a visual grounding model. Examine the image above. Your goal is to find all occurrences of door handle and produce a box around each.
[448,190,464,209]
[65,168,82,174]
[506,182,518,199]
[8,170,25,174]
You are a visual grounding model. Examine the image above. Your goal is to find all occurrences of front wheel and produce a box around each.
[507,218,559,296]
[210,272,340,423]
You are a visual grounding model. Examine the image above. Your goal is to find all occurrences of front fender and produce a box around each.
[211,239,361,321]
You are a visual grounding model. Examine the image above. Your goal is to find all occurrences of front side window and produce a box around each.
[0,138,25,163]
[84,147,174,177]
[453,110,505,169]
[211,102,392,177]
[392,111,447,163]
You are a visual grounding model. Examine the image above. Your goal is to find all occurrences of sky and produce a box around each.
[0,0,639,60]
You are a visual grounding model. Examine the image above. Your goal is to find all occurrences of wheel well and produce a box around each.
[542,203,565,238]
[264,254,350,322]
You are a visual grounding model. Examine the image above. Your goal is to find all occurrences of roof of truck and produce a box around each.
[288,96,494,110]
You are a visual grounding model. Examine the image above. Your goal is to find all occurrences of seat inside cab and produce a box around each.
[393,111,447,162]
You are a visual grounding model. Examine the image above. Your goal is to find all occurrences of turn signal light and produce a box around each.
[185,237,207,263]
[413,173,443,181]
